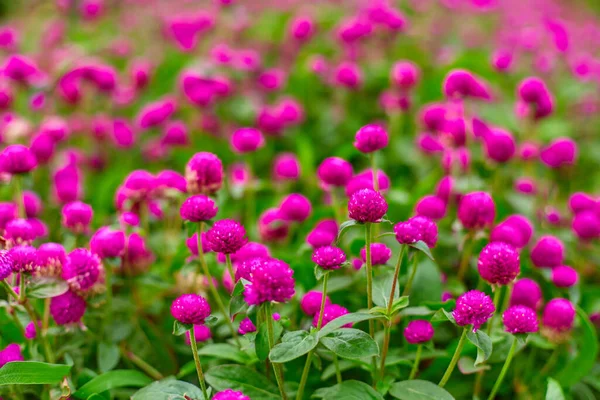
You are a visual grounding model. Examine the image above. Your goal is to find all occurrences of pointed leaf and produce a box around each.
[132,378,208,400]
[269,330,318,363]
[372,271,398,308]
[457,357,490,375]
[255,323,270,362]
[389,380,455,400]
[391,296,410,315]
[545,378,565,400]
[72,370,152,399]
[172,321,193,336]
[205,365,279,400]
[466,330,492,366]
[26,278,69,299]
[337,220,361,242]
[0,362,72,386]
[409,241,434,261]
[97,343,120,373]
[320,328,379,359]
[318,312,380,338]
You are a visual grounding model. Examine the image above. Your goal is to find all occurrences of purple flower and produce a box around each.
[391,61,420,90]
[0,202,17,230]
[313,304,350,328]
[171,294,211,325]
[180,195,218,222]
[394,216,438,248]
[161,121,189,147]
[458,192,495,230]
[9,245,37,273]
[185,152,223,195]
[238,317,257,335]
[124,233,154,274]
[25,322,37,339]
[300,291,331,316]
[510,278,542,310]
[273,153,300,181]
[540,138,577,168]
[184,325,212,345]
[503,306,539,334]
[415,195,447,220]
[289,16,315,42]
[23,191,42,218]
[258,208,289,243]
[453,290,495,331]
[0,343,23,367]
[348,189,388,223]
[36,243,66,277]
[404,320,434,344]
[360,243,392,266]
[243,259,295,305]
[572,211,600,240]
[551,265,578,288]
[137,97,176,129]
[213,389,250,400]
[354,124,389,153]
[62,249,103,293]
[5,218,36,246]
[317,157,353,187]
[50,290,86,325]
[477,242,520,285]
[490,215,533,248]
[206,220,248,254]
[484,129,516,163]
[62,201,93,234]
[568,192,596,214]
[90,228,126,259]
[231,128,265,153]
[530,236,564,268]
[542,298,575,333]
[517,77,553,119]
[0,250,12,280]
[279,194,312,222]
[312,246,346,270]
[334,61,362,89]
[443,69,491,100]
[306,229,336,249]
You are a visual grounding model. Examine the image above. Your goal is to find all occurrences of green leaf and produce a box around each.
[372,271,398,308]
[26,277,69,299]
[132,378,208,400]
[431,308,456,324]
[555,307,599,387]
[457,357,490,375]
[204,315,219,327]
[255,323,270,362]
[391,296,410,315]
[269,330,318,363]
[337,220,361,242]
[466,330,492,366]
[318,312,380,339]
[545,378,565,400]
[320,329,379,359]
[0,362,72,386]
[72,370,152,399]
[172,321,193,336]
[389,380,455,400]
[184,221,197,237]
[198,344,254,364]
[229,295,247,319]
[377,232,396,239]
[409,241,434,261]
[97,343,120,373]
[314,380,384,400]
[205,365,279,399]
[314,266,326,281]
[232,280,245,297]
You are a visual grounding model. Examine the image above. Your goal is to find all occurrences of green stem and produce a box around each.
[265,303,287,400]
[122,347,164,380]
[487,286,503,336]
[104,260,113,321]
[457,231,475,282]
[2,279,19,300]
[329,188,344,224]
[189,328,209,399]
[333,355,342,384]
[225,254,235,284]
[364,223,377,381]
[370,153,379,192]
[501,282,513,312]
[387,246,405,312]
[487,337,518,400]
[13,175,25,218]
[18,273,25,303]
[439,327,468,387]
[402,252,418,296]
[409,345,423,379]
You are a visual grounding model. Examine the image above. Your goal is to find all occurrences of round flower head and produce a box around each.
[5,218,36,246]
[273,153,300,181]
[540,138,577,168]
[391,61,420,90]
[484,129,516,163]
[360,243,392,266]
[155,170,187,194]
[489,223,522,248]
[289,16,315,42]
[121,171,155,203]
[50,290,86,325]
[354,124,389,153]
[62,201,93,233]
[243,259,295,305]
[346,170,391,196]
[238,317,257,335]
[23,191,42,218]
[230,242,271,264]
[185,152,224,195]
[0,202,17,230]
[258,208,289,242]
[458,192,495,230]
[568,192,596,214]
[124,233,155,274]
[0,144,37,174]
[25,322,37,339]
[90,228,125,259]
[415,195,447,220]
[213,389,250,400]
[317,157,353,187]
[453,290,496,331]
[0,250,12,280]
[9,245,37,273]
[510,278,542,309]
[300,291,331,316]
[306,229,336,249]
[313,304,350,328]
[542,298,575,333]
[206,219,248,254]
[36,243,66,277]
[334,61,362,89]
[312,246,346,270]
[348,189,388,223]
[180,195,218,222]
[572,211,600,240]
[530,235,564,268]
[477,242,520,285]
[279,194,311,222]
[443,69,491,100]
[184,325,212,345]
[394,216,438,248]
[231,128,265,153]
[551,265,578,288]
[62,249,103,293]
[171,294,211,325]
[404,320,435,344]
[503,306,539,334]
[0,343,23,367]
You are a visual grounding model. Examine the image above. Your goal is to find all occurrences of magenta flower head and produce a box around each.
[23,191,42,218]
[542,298,575,339]
[415,195,447,220]
[391,61,420,90]
[443,69,491,100]
[171,294,211,325]
[360,243,392,266]
[124,233,154,274]
[0,144,37,174]
[90,228,125,259]
[0,250,12,280]
[517,77,553,119]
[206,219,247,254]
[273,153,300,181]
[238,317,257,335]
[289,16,315,42]
[551,265,578,288]
[62,249,103,293]
[0,202,17,230]
[503,306,539,334]
[348,189,388,223]
[161,121,189,147]
[510,278,542,310]
[458,191,495,230]
[334,61,362,89]
[185,152,224,195]
[184,325,211,345]
[258,208,289,242]
[477,242,520,285]
[312,246,346,270]
[540,138,577,168]
[5,219,36,246]
[453,290,496,331]
[420,103,447,132]
[572,211,600,240]
[492,49,513,72]
[257,69,286,92]
[231,128,265,153]
[530,235,564,268]
[0,343,23,367]
[313,304,350,328]
[404,320,434,344]
[494,215,533,248]
[354,124,389,153]
[317,157,353,187]
[484,129,516,163]
[8,245,37,273]
[50,290,86,325]
[155,170,187,195]
[243,259,295,305]
[61,201,93,234]
[306,229,336,249]
[279,194,312,222]
[36,243,66,277]
[213,389,250,400]
[300,291,331,316]
[180,195,218,223]
[25,322,37,340]
[569,192,596,214]
[394,216,438,248]
[137,97,176,129]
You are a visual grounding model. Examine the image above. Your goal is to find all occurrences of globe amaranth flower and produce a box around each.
[171,294,211,325]
[572,211,600,240]
[62,249,103,293]
[273,153,300,181]
[510,278,542,310]
[180,195,218,222]
[551,265,578,288]
[0,202,17,230]
[360,243,392,266]
[568,192,596,214]
[123,233,154,275]
[36,242,66,277]
[5,218,36,246]
[25,321,37,339]
[415,195,447,220]
[540,138,577,168]
[312,246,346,270]
[238,317,257,335]
[0,250,12,280]
[279,193,312,222]
[348,189,388,223]
[258,208,289,242]
[404,320,435,344]
[354,124,389,153]
[317,157,353,187]
[23,191,42,218]
[542,298,575,340]
[503,305,539,334]
[9,245,37,273]
[185,152,223,195]
[61,201,93,234]
[300,291,331,316]
[0,144,37,174]
[530,235,564,268]
[391,61,420,90]
[313,304,351,328]
[458,192,495,230]
[50,290,87,325]
[0,343,23,367]
[90,228,126,259]
[184,325,212,345]
[453,290,496,331]
[345,169,391,196]
[243,259,295,305]
[231,127,265,153]
[206,219,248,254]
[306,229,336,249]
[213,389,251,400]
[477,242,520,285]
[394,216,438,248]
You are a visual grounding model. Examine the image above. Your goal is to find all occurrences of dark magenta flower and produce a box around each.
[9,245,37,273]
[354,124,389,153]
[530,236,564,268]
[394,216,438,248]
[503,306,539,334]
[540,138,577,168]
[36,243,66,277]
[391,61,420,90]
[289,16,315,42]
[415,195,447,220]
[348,189,388,223]
[180,195,218,222]
[62,249,103,293]
[484,129,516,163]
[0,343,23,367]
[258,208,289,243]
[161,121,189,147]
[243,259,295,305]
[477,242,520,285]
[238,317,257,335]
[404,320,435,344]
[542,298,575,335]
[273,153,300,181]
[443,69,491,100]
[90,228,125,259]
[184,325,212,345]
[0,250,12,280]
[25,322,37,340]
[5,219,36,246]
[279,194,312,222]
[334,61,362,89]
[458,191,495,230]
[551,265,578,288]
[0,144,37,174]
[510,278,542,310]
[185,152,223,195]
[50,290,86,325]
[23,191,42,218]
[171,294,211,325]
[231,128,265,153]
[360,243,392,266]
[306,229,336,249]
[213,389,250,400]
[313,304,350,328]
[312,246,346,270]
[571,211,600,240]
[317,157,353,187]
[453,290,495,331]
[568,192,596,214]
[0,202,17,230]
[206,219,247,254]
[300,291,331,316]
[61,201,93,234]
